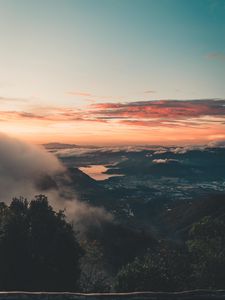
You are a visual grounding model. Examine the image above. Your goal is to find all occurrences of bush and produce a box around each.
[114,242,190,292]
[0,195,83,291]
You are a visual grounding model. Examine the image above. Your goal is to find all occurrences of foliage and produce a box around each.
[187,216,225,289]
[79,240,111,292]
[0,194,225,292]
[0,195,83,291]
[114,215,225,292]
[114,242,191,292]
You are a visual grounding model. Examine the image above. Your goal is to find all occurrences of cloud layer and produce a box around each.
[0,133,64,201]
[1,99,225,125]
[1,99,225,144]
[91,99,225,127]
[0,133,112,233]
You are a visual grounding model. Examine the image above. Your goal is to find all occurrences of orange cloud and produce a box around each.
[1,99,225,145]
[0,107,107,124]
[2,99,225,127]
[91,99,225,122]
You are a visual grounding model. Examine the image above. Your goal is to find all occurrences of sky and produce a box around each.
[0,0,225,145]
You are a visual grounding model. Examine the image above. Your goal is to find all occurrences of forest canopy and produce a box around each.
[0,195,224,292]
[0,195,83,291]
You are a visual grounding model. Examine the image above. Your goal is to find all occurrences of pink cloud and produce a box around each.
[91,99,225,120]
[1,99,225,130]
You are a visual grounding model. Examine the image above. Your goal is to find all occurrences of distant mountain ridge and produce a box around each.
[43,143,80,149]
[43,143,98,149]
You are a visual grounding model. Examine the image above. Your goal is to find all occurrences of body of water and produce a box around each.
[79,165,122,181]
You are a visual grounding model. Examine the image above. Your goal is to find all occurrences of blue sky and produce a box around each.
[0,0,225,144]
[0,0,224,105]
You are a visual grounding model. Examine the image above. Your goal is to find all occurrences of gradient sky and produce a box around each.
[0,0,225,144]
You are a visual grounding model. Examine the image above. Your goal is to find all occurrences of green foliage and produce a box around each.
[0,195,83,291]
[187,216,225,289]
[79,240,111,292]
[114,214,225,292]
[0,194,225,292]
[114,243,191,292]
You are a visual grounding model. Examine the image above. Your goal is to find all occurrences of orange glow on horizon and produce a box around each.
[3,122,225,146]
[1,99,225,146]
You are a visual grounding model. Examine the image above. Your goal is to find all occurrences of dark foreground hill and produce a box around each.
[161,193,225,239]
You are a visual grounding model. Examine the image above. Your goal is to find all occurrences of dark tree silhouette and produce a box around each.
[0,195,83,291]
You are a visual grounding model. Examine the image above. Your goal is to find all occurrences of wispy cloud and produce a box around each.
[0,96,29,103]
[1,99,225,131]
[206,52,225,61]
[66,91,123,101]
[0,107,107,124]
[91,99,225,126]
[144,90,157,94]
[66,91,93,97]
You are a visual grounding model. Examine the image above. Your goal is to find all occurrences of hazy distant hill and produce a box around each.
[43,143,99,150]
[161,193,225,239]
[43,143,81,149]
